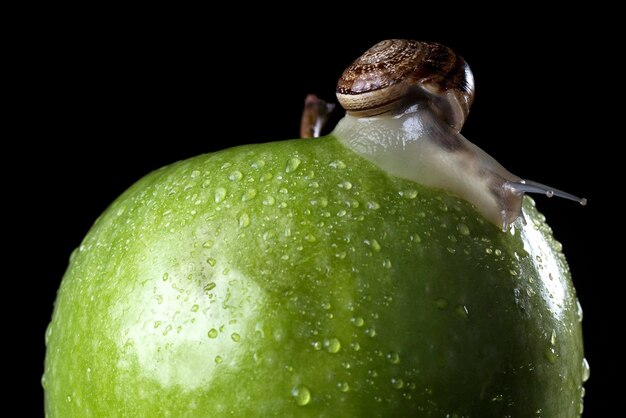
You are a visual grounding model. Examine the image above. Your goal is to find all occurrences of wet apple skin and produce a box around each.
[44,136,585,417]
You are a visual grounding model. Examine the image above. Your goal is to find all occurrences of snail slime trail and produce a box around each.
[333,39,586,231]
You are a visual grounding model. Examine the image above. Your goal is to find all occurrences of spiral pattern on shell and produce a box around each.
[336,39,475,131]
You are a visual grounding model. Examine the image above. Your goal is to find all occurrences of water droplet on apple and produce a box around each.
[329,160,346,169]
[311,341,322,350]
[206,257,217,267]
[190,170,200,178]
[228,171,243,181]
[191,304,199,312]
[365,328,377,338]
[321,301,331,310]
[324,337,341,353]
[391,377,404,389]
[582,357,590,382]
[387,351,401,364]
[260,172,273,182]
[286,157,301,173]
[231,333,241,342]
[291,385,311,406]
[544,346,558,364]
[262,195,275,206]
[214,188,227,203]
[351,317,365,327]
[202,240,214,249]
[550,329,557,346]
[382,259,392,269]
[410,233,422,243]
[351,342,361,351]
[368,239,382,252]
[239,213,250,227]
[66,395,72,403]
[457,223,470,236]
[207,328,218,339]
[41,374,47,389]
[339,181,353,190]
[576,300,583,322]
[214,355,223,364]
[162,272,169,281]
[337,381,350,392]
[251,159,265,169]
[337,209,347,217]
[367,201,380,210]
[242,188,257,201]
[401,190,418,199]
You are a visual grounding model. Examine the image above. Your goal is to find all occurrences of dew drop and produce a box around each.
[291,385,311,406]
[368,201,381,210]
[260,172,273,182]
[550,329,557,346]
[204,282,216,291]
[582,358,590,382]
[337,209,347,217]
[242,188,257,201]
[457,223,470,236]
[339,181,353,190]
[544,347,558,364]
[401,190,418,199]
[382,259,392,269]
[391,377,404,389]
[214,355,223,364]
[576,300,584,322]
[329,160,346,169]
[369,239,381,252]
[286,157,302,173]
[251,160,265,169]
[338,381,350,392]
[324,337,341,353]
[214,188,227,203]
[304,234,317,242]
[387,351,401,364]
[229,171,243,181]
[207,328,218,339]
[239,213,251,227]
[351,317,365,327]
[202,240,214,249]
[66,395,72,403]
[262,195,276,206]
[410,233,422,243]
[162,272,169,281]
[311,341,322,350]
[206,258,217,267]
[231,333,241,342]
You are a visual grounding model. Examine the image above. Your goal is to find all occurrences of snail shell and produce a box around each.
[333,39,585,230]
[336,39,474,132]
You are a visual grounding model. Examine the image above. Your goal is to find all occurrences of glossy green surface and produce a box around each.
[44,136,585,417]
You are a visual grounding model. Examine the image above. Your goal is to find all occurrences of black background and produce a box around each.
[24,9,613,417]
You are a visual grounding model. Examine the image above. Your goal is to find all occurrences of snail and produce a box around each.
[333,39,586,231]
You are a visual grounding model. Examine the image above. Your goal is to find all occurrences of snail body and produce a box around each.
[334,39,585,230]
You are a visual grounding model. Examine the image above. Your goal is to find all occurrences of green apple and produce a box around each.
[44,134,586,416]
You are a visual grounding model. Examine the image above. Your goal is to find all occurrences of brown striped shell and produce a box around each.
[336,39,475,132]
